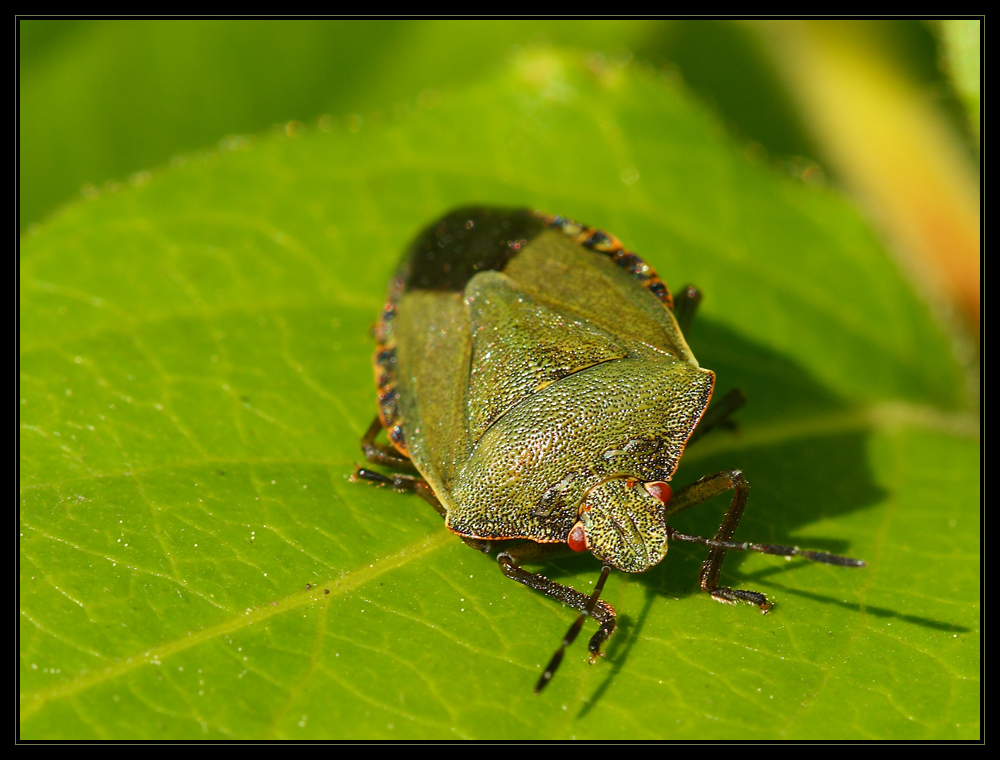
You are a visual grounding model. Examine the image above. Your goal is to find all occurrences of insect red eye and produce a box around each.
[568,522,588,552]
[645,481,672,505]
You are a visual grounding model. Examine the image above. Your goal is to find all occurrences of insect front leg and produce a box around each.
[668,469,772,612]
[496,543,617,660]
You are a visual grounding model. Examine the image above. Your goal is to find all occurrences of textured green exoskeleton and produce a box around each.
[356,207,864,692]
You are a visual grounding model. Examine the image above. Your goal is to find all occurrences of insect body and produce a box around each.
[356,207,863,692]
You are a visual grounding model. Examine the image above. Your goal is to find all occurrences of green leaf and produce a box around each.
[19,50,979,739]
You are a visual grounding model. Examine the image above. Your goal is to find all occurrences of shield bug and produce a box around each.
[355,207,864,692]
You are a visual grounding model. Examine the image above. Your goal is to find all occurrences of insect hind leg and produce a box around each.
[351,465,448,519]
[352,441,489,552]
[360,415,417,472]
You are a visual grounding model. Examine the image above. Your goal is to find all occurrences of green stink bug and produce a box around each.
[355,207,864,692]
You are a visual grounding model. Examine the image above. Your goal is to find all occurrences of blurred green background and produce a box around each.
[19,19,980,334]
[19,20,981,740]
[18,18,821,229]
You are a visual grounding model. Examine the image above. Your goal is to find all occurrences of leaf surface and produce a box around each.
[19,51,979,739]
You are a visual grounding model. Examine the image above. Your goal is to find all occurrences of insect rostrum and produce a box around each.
[355,207,864,692]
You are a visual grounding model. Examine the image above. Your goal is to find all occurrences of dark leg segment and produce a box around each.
[352,465,493,553]
[667,469,773,611]
[666,529,866,568]
[498,543,617,670]
[672,284,702,334]
[687,388,747,445]
[534,565,612,694]
[360,415,417,472]
[351,466,445,515]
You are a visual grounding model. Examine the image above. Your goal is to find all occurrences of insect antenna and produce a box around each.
[535,564,612,694]
[665,527,866,567]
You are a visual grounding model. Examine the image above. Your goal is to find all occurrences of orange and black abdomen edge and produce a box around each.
[373,207,547,455]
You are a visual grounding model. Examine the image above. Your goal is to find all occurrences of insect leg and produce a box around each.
[351,465,448,518]
[667,469,773,612]
[497,544,617,663]
[672,284,702,333]
[687,388,747,445]
[672,285,746,444]
[533,565,612,694]
[359,415,417,472]
[352,464,493,553]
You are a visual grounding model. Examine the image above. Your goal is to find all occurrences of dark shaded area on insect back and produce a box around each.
[399,206,546,293]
